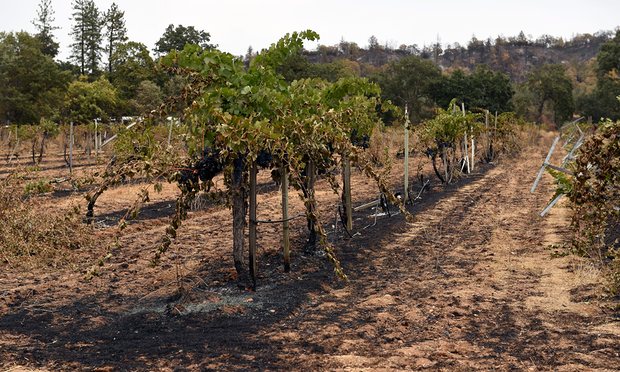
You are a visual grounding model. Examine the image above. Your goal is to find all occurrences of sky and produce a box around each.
[1,0,619,61]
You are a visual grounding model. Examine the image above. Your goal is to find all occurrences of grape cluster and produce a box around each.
[350,129,370,149]
[196,147,224,183]
[177,147,224,190]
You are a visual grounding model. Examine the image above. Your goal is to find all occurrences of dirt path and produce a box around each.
[1,139,619,371]
[266,145,620,370]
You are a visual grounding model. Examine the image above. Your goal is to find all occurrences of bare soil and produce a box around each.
[1,134,619,371]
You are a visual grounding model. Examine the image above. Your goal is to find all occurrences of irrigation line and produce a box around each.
[251,213,306,224]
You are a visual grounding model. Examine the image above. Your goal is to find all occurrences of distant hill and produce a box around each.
[302,30,617,82]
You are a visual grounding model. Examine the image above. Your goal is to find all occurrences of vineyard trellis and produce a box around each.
[82,30,412,288]
[0,31,527,290]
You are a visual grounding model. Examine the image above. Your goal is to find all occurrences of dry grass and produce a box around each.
[0,175,100,270]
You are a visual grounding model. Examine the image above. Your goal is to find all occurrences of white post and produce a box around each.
[471,136,475,172]
[167,117,173,147]
[485,110,489,160]
[404,105,410,203]
[462,102,470,174]
[531,136,560,193]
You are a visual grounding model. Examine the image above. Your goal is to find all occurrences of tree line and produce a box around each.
[0,0,215,125]
[0,0,618,126]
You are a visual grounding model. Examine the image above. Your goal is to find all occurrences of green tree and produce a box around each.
[277,53,356,82]
[154,24,216,56]
[32,0,59,58]
[512,83,538,121]
[432,66,513,113]
[63,76,118,123]
[597,30,620,77]
[526,64,574,124]
[109,41,156,101]
[374,55,441,122]
[130,80,162,115]
[0,32,70,124]
[103,2,127,74]
[70,0,102,76]
[579,31,620,120]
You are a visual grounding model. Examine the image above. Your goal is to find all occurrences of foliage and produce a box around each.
[578,30,620,121]
[23,179,52,196]
[526,64,574,124]
[278,54,360,82]
[421,101,479,146]
[96,30,408,284]
[512,82,538,121]
[154,24,216,56]
[431,65,514,113]
[546,167,572,201]
[32,0,59,58]
[373,55,441,122]
[0,32,71,124]
[15,118,60,163]
[492,112,526,157]
[63,76,118,123]
[103,2,128,74]
[420,100,481,183]
[130,80,162,115]
[70,0,103,76]
[570,120,620,266]
[547,115,620,294]
[109,41,158,101]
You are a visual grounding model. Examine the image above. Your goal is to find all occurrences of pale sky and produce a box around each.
[1,0,619,61]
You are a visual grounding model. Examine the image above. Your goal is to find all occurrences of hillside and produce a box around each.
[303,30,615,81]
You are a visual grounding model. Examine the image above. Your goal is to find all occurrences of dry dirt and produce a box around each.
[1,134,619,371]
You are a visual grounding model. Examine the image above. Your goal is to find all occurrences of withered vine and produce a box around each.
[90,30,411,286]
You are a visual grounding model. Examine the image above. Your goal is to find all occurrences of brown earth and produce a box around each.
[1,134,619,371]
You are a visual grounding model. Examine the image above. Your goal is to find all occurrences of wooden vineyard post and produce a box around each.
[281,164,291,272]
[249,160,258,289]
[3,126,8,159]
[342,154,353,231]
[86,125,92,158]
[69,121,74,174]
[94,119,99,159]
[404,105,410,203]
[442,146,449,184]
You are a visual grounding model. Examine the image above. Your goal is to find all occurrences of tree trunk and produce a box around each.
[431,152,445,183]
[538,99,546,124]
[37,134,46,164]
[31,139,36,164]
[304,160,317,253]
[442,146,449,184]
[341,156,352,232]
[248,161,258,289]
[281,164,291,272]
[231,155,249,285]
